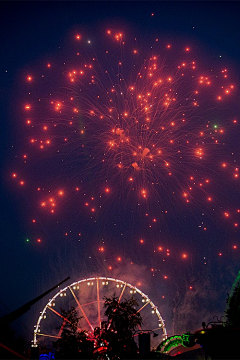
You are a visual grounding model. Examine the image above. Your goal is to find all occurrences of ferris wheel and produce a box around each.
[33,277,167,350]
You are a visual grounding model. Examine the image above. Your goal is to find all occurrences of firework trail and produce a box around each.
[12,29,240,274]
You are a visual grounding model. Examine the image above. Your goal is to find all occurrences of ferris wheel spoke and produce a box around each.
[69,286,94,332]
[96,278,101,329]
[37,333,60,339]
[47,305,65,320]
[136,300,150,313]
[80,300,104,307]
[118,282,127,302]
[57,319,67,338]
[33,277,167,347]
[47,305,82,332]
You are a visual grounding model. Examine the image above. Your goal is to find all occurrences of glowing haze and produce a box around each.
[11,28,240,334]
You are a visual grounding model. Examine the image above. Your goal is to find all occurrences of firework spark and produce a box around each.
[12,30,240,273]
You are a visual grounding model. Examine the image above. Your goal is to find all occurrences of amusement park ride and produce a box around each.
[0,276,168,358]
[32,277,167,352]
[2,275,240,359]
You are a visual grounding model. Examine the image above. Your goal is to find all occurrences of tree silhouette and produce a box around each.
[53,296,142,359]
[94,294,142,359]
[226,282,240,327]
[104,294,142,335]
[54,307,89,359]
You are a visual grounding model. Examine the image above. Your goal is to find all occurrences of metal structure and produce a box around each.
[33,276,167,349]
[0,277,70,326]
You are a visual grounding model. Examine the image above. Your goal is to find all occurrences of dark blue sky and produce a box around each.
[1,0,240,341]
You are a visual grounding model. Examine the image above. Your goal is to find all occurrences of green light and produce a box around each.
[26,239,30,242]
[214,124,218,129]
[158,335,183,353]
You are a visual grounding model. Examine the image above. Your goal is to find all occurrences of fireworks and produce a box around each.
[12,30,240,272]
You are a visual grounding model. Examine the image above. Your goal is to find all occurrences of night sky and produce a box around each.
[1,1,240,344]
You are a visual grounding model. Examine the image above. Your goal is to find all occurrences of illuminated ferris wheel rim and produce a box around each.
[33,276,167,346]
